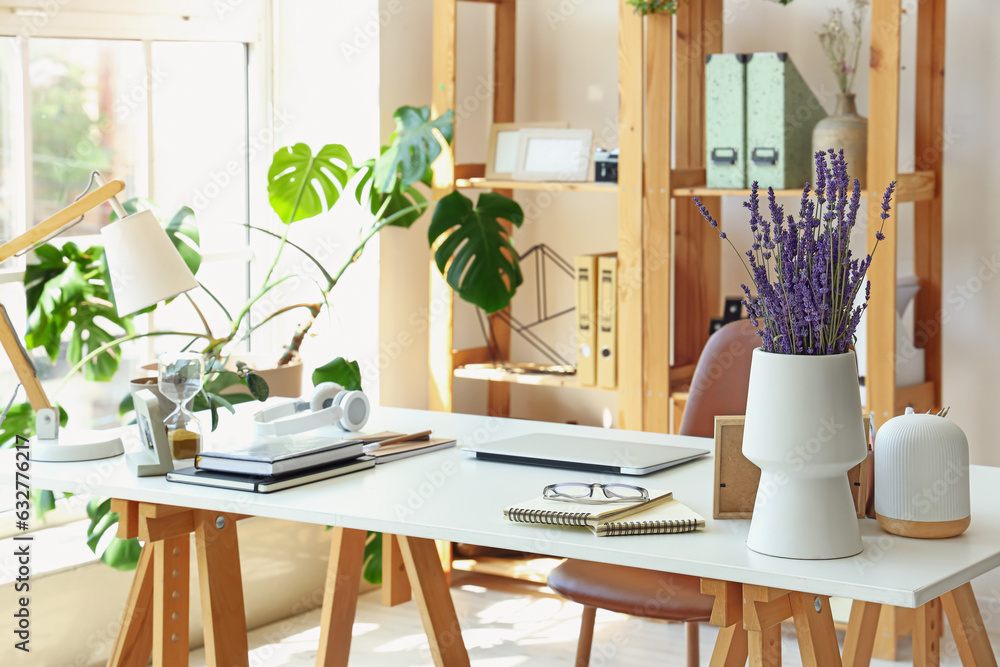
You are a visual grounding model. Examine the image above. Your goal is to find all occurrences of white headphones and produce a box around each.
[252,382,370,437]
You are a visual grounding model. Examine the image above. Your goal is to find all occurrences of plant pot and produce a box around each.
[874,408,971,538]
[813,93,868,187]
[220,354,304,398]
[742,349,867,559]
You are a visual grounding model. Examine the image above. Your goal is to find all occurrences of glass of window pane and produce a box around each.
[30,38,146,235]
[151,41,249,348]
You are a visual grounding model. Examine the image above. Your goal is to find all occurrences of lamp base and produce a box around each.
[31,430,124,462]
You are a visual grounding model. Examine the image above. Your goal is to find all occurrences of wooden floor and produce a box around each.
[188,574,995,666]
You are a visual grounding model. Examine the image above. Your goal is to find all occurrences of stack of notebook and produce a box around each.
[503,488,705,537]
[167,435,373,493]
[166,430,458,493]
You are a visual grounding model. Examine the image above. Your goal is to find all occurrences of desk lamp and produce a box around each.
[0,173,199,461]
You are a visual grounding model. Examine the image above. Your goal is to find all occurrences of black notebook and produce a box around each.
[168,456,376,493]
[195,436,364,476]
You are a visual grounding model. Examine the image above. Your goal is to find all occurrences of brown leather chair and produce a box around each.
[547,320,762,667]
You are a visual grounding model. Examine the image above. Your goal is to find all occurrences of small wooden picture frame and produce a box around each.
[127,389,175,477]
[486,121,568,179]
[713,415,869,520]
[513,128,593,182]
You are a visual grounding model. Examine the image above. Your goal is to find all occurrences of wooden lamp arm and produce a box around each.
[0,179,125,263]
[0,304,51,411]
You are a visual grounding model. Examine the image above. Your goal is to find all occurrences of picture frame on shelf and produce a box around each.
[486,121,568,179]
[513,128,594,182]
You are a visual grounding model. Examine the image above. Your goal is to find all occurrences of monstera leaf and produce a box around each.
[354,153,429,229]
[312,357,362,391]
[427,191,524,314]
[24,242,134,380]
[268,143,353,224]
[374,106,453,193]
[86,497,140,571]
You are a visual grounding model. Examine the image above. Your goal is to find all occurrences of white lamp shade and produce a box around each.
[101,209,199,316]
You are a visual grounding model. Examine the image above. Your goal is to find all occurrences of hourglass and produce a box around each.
[158,353,204,459]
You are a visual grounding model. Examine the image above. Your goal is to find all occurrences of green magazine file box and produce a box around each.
[705,53,749,189]
[746,52,826,190]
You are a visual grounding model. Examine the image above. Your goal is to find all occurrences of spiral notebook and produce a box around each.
[503,488,673,529]
[594,499,705,537]
[503,490,704,537]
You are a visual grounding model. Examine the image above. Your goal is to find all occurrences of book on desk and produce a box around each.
[194,436,365,476]
[167,455,376,493]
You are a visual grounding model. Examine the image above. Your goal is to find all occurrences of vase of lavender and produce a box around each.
[694,150,896,559]
[813,0,869,188]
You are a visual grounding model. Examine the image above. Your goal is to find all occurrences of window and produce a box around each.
[0,1,270,430]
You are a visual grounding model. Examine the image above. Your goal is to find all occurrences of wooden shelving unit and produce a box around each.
[428,0,946,433]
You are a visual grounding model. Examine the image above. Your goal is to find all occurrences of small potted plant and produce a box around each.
[694,149,895,559]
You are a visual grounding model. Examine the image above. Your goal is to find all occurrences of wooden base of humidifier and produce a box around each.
[876,513,971,539]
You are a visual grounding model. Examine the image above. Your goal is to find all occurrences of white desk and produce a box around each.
[4,407,999,667]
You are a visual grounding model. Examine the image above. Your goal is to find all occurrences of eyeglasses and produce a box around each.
[542,482,649,505]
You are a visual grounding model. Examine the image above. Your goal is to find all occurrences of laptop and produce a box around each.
[462,433,710,476]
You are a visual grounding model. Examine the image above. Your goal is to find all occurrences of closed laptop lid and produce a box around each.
[463,433,710,476]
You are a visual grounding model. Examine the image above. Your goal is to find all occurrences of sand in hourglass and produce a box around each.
[169,428,201,459]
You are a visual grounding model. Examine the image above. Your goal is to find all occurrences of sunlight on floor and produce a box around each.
[187,580,995,666]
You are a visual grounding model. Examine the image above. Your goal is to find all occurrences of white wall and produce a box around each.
[378,0,1000,463]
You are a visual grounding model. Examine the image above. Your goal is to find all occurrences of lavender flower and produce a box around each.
[693,150,895,356]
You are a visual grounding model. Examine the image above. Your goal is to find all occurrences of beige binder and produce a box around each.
[596,255,618,389]
[574,255,599,386]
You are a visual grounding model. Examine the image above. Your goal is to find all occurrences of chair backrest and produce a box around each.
[677,320,762,438]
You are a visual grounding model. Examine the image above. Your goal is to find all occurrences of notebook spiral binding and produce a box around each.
[599,518,700,537]
[506,507,591,527]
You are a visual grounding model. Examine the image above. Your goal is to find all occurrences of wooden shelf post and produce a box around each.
[673,0,723,373]
[866,0,903,425]
[486,0,516,418]
[429,0,458,413]
[913,0,946,410]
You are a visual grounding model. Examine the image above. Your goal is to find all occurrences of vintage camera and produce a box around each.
[594,148,619,183]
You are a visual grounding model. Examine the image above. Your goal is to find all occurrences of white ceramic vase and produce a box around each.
[743,349,867,559]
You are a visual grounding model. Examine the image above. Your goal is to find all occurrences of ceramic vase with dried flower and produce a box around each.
[814,0,870,187]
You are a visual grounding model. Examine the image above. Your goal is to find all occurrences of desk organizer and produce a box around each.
[875,408,971,538]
